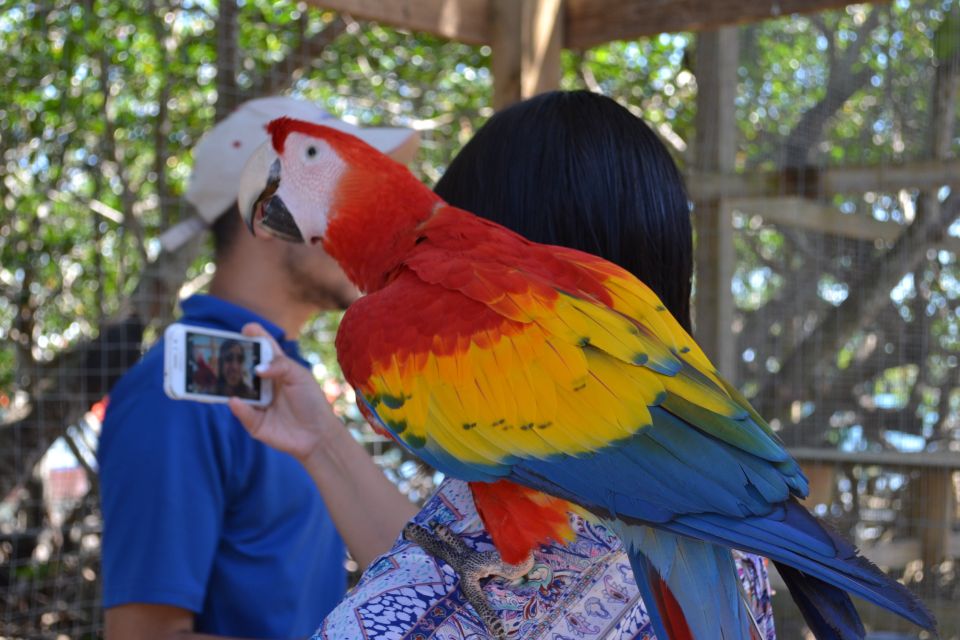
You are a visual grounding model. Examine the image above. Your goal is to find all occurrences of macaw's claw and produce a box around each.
[403,522,535,640]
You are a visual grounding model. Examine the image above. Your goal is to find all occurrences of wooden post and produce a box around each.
[691,27,738,380]
[906,468,956,569]
[799,461,836,509]
[491,0,564,110]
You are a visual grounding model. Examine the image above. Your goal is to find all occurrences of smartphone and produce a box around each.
[163,324,273,406]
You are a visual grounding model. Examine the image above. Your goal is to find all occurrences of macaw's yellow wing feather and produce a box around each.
[572,253,724,388]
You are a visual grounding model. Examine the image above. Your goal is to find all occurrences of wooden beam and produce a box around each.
[565,0,890,50]
[822,157,960,194]
[491,0,564,110]
[308,0,491,44]
[789,447,960,470]
[692,27,739,381]
[729,196,904,242]
[312,0,891,50]
[728,196,960,252]
[686,158,960,201]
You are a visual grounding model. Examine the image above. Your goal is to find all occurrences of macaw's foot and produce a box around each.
[403,522,535,640]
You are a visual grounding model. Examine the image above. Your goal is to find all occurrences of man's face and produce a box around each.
[281,241,359,311]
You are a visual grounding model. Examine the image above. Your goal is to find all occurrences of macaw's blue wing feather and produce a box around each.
[511,406,804,524]
[615,524,753,640]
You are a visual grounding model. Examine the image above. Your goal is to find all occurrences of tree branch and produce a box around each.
[780,8,880,168]
[215,0,241,121]
[148,0,174,229]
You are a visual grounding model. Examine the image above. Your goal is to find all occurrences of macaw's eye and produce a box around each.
[307,146,317,158]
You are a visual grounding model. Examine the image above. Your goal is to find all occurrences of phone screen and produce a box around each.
[185,330,262,400]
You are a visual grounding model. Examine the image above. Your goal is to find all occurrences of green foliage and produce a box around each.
[934,0,960,61]
[0,1,504,401]
[289,22,494,183]
[1,0,218,395]
[562,35,696,152]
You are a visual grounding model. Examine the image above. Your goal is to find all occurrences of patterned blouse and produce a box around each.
[316,479,777,640]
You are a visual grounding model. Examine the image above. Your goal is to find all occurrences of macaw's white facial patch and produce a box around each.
[275,132,347,244]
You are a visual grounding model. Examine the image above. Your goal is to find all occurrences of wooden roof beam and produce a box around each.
[308,0,891,49]
[308,0,492,44]
[564,0,891,50]
[686,158,960,200]
[727,196,960,254]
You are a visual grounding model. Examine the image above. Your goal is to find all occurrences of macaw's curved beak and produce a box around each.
[237,141,304,243]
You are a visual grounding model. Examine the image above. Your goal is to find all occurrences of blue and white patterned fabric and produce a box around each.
[316,479,777,640]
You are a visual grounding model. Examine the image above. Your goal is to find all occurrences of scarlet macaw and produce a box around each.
[237,118,935,640]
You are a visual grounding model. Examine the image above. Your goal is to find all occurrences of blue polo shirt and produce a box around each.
[99,294,346,638]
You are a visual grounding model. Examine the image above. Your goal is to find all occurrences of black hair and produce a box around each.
[211,203,243,258]
[434,90,693,330]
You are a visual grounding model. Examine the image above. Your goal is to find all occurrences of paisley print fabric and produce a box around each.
[316,479,777,640]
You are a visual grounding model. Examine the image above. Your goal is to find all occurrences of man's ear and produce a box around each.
[211,204,245,257]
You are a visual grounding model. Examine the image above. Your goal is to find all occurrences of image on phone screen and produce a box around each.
[185,331,262,400]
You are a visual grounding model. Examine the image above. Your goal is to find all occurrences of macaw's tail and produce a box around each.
[666,499,937,640]
[774,561,864,640]
[613,523,755,640]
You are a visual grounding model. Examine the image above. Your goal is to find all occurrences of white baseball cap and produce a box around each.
[160,96,419,252]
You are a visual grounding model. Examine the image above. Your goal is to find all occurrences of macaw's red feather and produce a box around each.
[267,117,360,155]
[356,400,392,438]
[650,573,695,640]
[337,268,526,385]
[469,480,576,565]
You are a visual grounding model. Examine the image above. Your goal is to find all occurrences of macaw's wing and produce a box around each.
[335,210,808,525]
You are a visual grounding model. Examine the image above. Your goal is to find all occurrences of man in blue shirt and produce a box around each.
[99,97,420,639]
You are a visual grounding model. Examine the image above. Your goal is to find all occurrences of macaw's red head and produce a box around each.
[238,117,441,292]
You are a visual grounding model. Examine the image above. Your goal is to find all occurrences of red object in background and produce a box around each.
[48,466,89,503]
[90,396,109,423]
[194,354,217,390]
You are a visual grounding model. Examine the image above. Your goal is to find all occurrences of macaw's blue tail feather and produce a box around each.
[665,499,937,636]
[774,561,865,640]
[625,546,680,640]
[614,523,753,640]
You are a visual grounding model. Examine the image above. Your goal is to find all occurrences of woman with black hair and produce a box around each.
[232,90,775,639]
